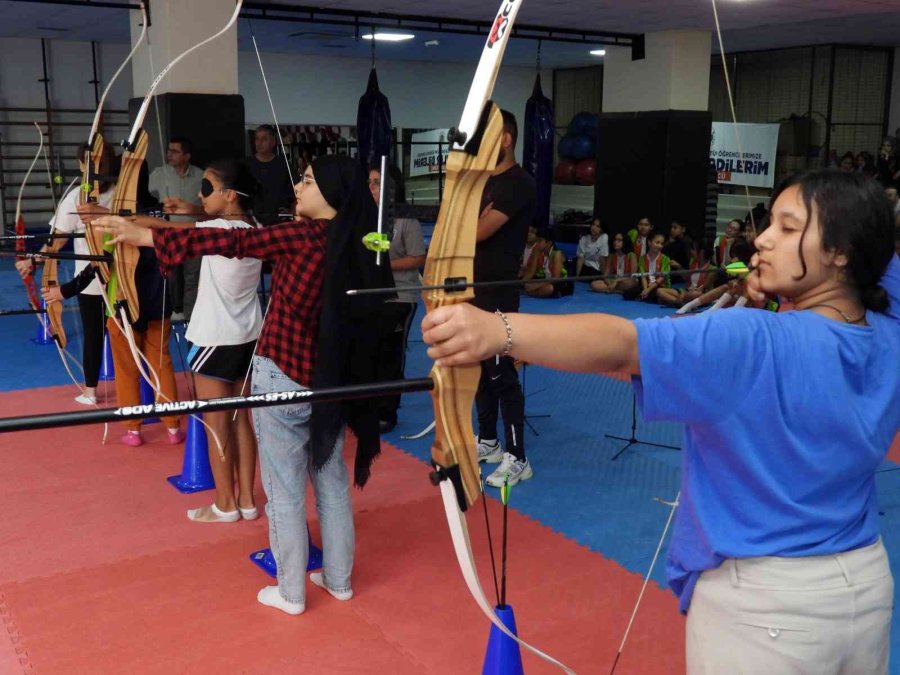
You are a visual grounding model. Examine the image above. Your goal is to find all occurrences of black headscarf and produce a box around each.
[309,155,395,486]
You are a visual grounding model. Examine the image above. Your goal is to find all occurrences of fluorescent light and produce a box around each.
[590,49,606,57]
[362,32,415,42]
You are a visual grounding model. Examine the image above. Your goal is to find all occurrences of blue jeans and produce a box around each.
[251,356,354,603]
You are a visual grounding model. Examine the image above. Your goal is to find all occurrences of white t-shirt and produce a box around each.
[576,233,609,271]
[185,219,263,347]
[49,186,115,296]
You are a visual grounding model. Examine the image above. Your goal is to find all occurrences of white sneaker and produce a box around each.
[485,452,533,488]
[476,436,504,463]
[74,394,97,406]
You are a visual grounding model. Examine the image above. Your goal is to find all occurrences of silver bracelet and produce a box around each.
[494,310,513,357]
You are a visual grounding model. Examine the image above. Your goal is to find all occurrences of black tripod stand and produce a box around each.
[520,362,550,436]
[606,392,680,461]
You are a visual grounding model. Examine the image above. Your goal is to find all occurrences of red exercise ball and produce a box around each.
[555,159,576,184]
[575,159,596,186]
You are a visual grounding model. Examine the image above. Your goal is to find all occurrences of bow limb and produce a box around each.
[423,1,574,671]
[15,123,47,320]
[103,3,242,453]
[82,2,148,285]
[111,0,243,325]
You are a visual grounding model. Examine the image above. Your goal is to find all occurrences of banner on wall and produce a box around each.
[409,129,451,177]
[710,122,780,188]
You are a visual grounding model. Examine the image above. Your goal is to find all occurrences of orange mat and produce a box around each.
[0,383,688,673]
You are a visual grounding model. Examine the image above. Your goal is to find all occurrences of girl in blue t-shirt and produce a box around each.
[422,170,900,674]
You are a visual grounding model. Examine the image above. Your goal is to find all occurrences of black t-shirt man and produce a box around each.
[472,164,536,312]
[244,155,294,226]
[244,125,295,225]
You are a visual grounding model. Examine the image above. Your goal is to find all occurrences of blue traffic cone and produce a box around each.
[99,333,114,381]
[31,299,53,345]
[167,414,214,493]
[250,531,323,578]
[139,374,160,424]
[482,605,525,675]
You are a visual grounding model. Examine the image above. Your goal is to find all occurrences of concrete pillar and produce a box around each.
[129,0,239,98]
[123,0,244,172]
[603,30,711,113]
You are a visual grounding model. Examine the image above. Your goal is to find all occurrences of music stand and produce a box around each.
[520,362,550,436]
[606,392,680,461]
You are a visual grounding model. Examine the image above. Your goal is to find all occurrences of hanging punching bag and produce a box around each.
[356,68,393,170]
[523,73,554,229]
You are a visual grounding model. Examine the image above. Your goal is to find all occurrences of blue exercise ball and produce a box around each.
[570,134,596,160]
[558,134,577,159]
[570,112,599,134]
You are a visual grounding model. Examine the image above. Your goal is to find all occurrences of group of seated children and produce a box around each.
[518,212,759,311]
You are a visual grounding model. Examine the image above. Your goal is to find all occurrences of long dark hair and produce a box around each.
[205,158,259,214]
[768,170,894,312]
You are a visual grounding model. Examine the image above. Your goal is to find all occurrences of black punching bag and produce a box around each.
[523,73,554,229]
[356,68,393,169]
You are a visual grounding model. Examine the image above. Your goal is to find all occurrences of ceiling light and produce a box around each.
[590,49,606,57]
[362,33,415,42]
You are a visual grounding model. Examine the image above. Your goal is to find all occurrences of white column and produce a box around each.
[602,31,711,113]
[129,0,239,97]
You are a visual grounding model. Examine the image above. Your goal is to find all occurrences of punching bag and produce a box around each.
[356,68,393,170]
[523,73,554,229]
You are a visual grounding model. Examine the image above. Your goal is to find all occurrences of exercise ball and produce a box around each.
[558,134,577,159]
[554,159,576,184]
[575,159,596,186]
[570,134,596,161]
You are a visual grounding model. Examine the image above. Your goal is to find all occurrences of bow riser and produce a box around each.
[424,103,504,510]
[15,123,46,315]
[42,257,67,349]
[110,129,149,324]
[82,133,113,284]
[15,215,43,314]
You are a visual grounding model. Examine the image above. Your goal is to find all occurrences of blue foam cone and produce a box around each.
[139,375,160,424]
[250,531,324,578]
[482,605,525,675]
[99,333,114,381]
[31,299,53,345]
[166,414,214,493]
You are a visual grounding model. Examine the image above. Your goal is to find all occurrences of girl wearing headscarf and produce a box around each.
[96,154,394,616]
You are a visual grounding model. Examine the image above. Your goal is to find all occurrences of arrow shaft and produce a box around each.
[0,377,435,433]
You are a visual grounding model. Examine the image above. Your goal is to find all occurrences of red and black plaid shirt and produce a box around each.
[154,219,329,386]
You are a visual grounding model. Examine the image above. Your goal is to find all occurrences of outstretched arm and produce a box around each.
[422,303,640,375]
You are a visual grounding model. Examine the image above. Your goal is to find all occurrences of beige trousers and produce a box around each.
[686,539,893,674]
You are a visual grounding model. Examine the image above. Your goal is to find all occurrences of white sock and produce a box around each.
[309,572,353,601]
[257,585,304,615]
[734,295,748,307]
[676,298,700,314]
[706,292,733,313]
[187,503,239,523]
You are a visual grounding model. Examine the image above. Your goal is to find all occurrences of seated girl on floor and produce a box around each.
[624,232,670,303]
[677,238,756,314]
[523,231,572,298]
[591,231,638,294]
[657,238,716,308]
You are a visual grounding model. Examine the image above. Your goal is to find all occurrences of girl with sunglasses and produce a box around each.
[96,154,393,617]
[150,159,263,524]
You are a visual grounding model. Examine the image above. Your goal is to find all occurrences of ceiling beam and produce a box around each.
[241,2,639,46]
